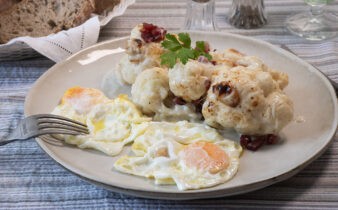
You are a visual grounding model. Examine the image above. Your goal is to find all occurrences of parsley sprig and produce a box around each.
[160,33,212,68]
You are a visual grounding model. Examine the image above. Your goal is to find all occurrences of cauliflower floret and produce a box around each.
[126,38,164,65]
[211,49,266,70]
[169,60,214,102]
[126,24,145,63]
[131,67,202,122]
[236,56,289,90]
[130,24,143,40]
[118,24,166,85]
[211,49,289,90]
[236,56,268,71]
[268,69,289,90]
[126,24,165,64]
[202,66,293,135]
[131,67,169,114]
[118,55,161,85]
[210,48,245,67]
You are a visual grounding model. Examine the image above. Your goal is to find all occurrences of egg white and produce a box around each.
[52,89,151,156]
[114,121,242,190]
[131,121,229,156]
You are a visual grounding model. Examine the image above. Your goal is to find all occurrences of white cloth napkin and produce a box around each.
[4,16,100,63]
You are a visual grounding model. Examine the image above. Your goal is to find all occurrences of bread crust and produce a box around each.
[93,0,121,14]
[0,0,21,13]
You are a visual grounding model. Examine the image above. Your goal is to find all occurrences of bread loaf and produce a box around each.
[93,0,120,15]
[0,0,96,43]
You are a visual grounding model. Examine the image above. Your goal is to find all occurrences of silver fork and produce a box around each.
[1,114,89,146]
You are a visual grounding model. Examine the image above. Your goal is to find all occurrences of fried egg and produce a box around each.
[52,87,151,156]
[52,87,109,124]
[114,121,242,190]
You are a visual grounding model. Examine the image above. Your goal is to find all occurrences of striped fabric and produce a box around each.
[1,0,338,209]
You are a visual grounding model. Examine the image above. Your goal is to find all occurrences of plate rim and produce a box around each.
[24,31,338,199]
[34,134,335,200]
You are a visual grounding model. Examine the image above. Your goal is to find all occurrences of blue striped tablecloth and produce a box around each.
[1,0,338,209]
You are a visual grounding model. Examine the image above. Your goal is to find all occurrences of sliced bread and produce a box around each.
[0,0,21,13]
[0,0,95,43]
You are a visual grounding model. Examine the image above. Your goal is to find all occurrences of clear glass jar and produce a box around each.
[228,0,267,29]
[183,0,218,31]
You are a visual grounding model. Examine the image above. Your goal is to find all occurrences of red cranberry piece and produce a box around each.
[246,137,265,151]
[266,134,278,145]
[240,135,251,148]
[211,60,217,65]
[143,22,154,31]
[204,80,211,90]
[240,134,279,151]
[141,23,167,43]
[173,96,186,105]
[151,27,161,35]
[141,33,152,43]
[240,135,265,151]
[192,96,206,113]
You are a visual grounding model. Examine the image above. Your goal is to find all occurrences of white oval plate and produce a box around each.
[25,31,338,200]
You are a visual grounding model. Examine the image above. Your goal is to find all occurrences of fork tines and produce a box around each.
[35,114,89,135]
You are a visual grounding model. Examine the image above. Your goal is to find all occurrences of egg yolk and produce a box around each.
[181,142,229,174]
[61,87,107,114]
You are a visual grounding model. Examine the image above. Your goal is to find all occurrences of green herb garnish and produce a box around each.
[160,33,212,68]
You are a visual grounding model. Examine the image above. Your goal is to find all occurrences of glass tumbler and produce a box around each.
[285,0,338,41]
[183,0,218,31]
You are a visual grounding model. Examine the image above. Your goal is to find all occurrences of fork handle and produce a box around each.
[0,129,25,146]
